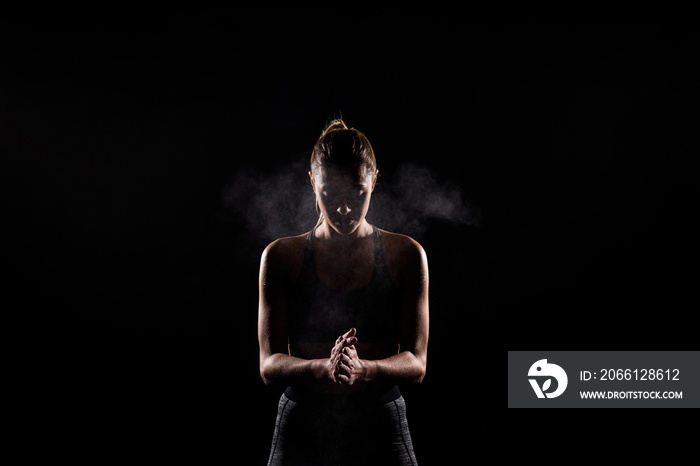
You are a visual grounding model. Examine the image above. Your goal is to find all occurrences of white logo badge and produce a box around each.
[528,359,568,398]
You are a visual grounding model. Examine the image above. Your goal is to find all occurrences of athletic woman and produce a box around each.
[258,119,429,465]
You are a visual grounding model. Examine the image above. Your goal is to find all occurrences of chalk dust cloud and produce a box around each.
[222,160,480,247]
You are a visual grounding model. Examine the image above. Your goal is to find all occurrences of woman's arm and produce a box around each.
[335,238,429,385]
[258,239,341,385]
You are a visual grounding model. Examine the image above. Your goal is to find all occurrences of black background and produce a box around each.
[3,4,695,463]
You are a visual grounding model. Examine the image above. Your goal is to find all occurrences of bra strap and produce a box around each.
[372,225,389,276]
[302,227,316,269]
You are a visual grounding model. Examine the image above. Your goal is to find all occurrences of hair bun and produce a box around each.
[321,118,349,136]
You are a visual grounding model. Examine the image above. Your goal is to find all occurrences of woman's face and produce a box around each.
[310,164,377,235]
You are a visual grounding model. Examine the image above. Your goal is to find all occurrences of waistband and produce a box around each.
[284,384,401,409]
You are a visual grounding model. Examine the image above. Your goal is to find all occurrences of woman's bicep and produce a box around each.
[399,242,429,360]
[258,243,290,359]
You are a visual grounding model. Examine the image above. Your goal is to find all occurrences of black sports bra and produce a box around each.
[287,225,402,348]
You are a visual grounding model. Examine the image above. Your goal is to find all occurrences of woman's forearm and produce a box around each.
[362,351,426,384]
[260,353,327,385]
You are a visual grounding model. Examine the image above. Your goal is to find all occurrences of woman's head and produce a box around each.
[309,119,378,235]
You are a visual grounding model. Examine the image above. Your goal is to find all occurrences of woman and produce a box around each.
[258,119,429,465]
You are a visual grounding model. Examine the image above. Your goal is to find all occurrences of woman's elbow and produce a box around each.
[415,364,426,384]
[259,357,274,385]
[260,369,272,385]
[411,355,427,384]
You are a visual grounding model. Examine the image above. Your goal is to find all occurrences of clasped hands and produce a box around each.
[327,328,365,385]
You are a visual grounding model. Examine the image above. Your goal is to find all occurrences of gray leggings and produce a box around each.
[267,394,418,466]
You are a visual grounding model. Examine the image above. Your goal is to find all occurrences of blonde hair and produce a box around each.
[310,119,377,229]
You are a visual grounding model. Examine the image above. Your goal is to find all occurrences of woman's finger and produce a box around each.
[330,346,343,365]
[329,342,343,364]
[332,337,356,358]
[337,359,352,374]
[342,345,358,358]
[329,333,357,365]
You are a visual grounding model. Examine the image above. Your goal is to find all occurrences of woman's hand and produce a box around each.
[330,328,367,385]
[335,343,366,385]
[329,328,357,367]
[329,328,361,384]
[314,357,340,383]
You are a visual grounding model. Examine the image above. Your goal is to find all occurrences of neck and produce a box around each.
[315,219,373,244]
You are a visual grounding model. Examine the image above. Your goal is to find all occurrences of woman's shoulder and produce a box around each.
[377,228,428,269]
[377,228,425,253]
[261,232,308,273]
[263,232,307,258]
